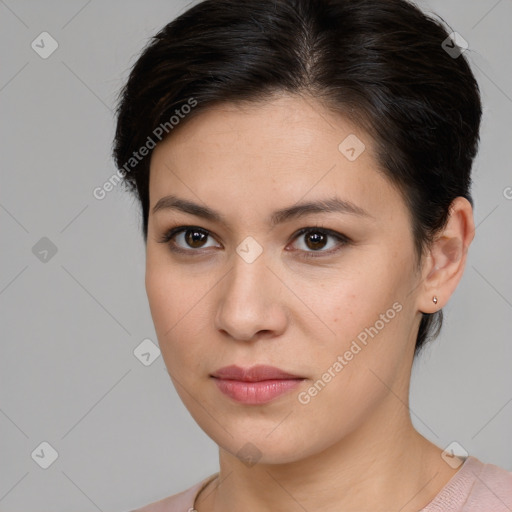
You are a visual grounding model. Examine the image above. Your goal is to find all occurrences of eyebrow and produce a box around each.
[152,194,373,227]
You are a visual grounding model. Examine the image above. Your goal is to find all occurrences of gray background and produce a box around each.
[1,0,511,510]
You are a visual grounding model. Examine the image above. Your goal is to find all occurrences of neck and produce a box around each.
[197,395,459,512]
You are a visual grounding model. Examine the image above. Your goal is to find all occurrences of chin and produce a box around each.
[205,421,323,466]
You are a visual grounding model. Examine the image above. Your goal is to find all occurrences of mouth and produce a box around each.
[210,365,306,404]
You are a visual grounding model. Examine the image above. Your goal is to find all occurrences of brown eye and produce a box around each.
[304,231,328,251]
[289,227,350,259]
[184,229,209,248]
[158,226,221,253]
[159,225,350,258]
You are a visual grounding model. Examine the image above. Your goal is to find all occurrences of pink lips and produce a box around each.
[211,365,305,404]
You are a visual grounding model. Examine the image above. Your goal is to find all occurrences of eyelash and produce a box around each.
[157,224,351,259]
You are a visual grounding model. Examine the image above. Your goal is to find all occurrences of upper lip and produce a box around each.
[211,365,303,382]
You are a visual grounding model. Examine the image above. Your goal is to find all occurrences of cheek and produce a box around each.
[146,264,186,344]
[146,255,203,330]
[299,264,394,332]
[294,296,409,444]
[295,259,410,369]
[145,262,214,373]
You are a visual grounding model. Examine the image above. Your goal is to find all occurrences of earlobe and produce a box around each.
[417,197,475,314]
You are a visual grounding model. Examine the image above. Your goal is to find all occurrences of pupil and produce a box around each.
[186,229,206,248]
[307,232,326,250]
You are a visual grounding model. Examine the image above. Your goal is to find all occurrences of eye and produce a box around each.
[158,224,350,258]
[287,226,350,259]
[158,225,221,254]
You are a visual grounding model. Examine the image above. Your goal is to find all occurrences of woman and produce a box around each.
[113,0,512,510]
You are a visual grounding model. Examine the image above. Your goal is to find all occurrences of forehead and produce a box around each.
[152,94,367,165]
[148,94,406,227]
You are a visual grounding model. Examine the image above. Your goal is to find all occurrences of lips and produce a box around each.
[211,364,302,382]
[210,365,305,404]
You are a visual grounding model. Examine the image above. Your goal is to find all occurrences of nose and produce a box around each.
[214,253,288,342]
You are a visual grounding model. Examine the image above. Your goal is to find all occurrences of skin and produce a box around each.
[145,92,474,512]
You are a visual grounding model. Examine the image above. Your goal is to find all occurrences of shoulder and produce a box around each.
[465,456,512,510]
[128,473,218,512]
[422,456,512,511]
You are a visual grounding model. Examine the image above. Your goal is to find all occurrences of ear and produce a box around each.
[417,197,475,314]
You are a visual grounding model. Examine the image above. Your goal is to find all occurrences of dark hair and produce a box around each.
[112,0,482,356]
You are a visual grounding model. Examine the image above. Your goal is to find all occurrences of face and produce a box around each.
[146,93,424,464]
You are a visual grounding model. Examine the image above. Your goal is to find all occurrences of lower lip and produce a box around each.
[212,378,304,404]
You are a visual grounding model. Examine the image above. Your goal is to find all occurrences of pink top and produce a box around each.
[129,456,512,511]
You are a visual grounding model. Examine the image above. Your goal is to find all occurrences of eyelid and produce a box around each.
[286,226,350,258]
[158,224,351,257]
[157,225,222,253]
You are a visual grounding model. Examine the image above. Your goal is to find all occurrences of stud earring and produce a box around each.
[432,296,438,304]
